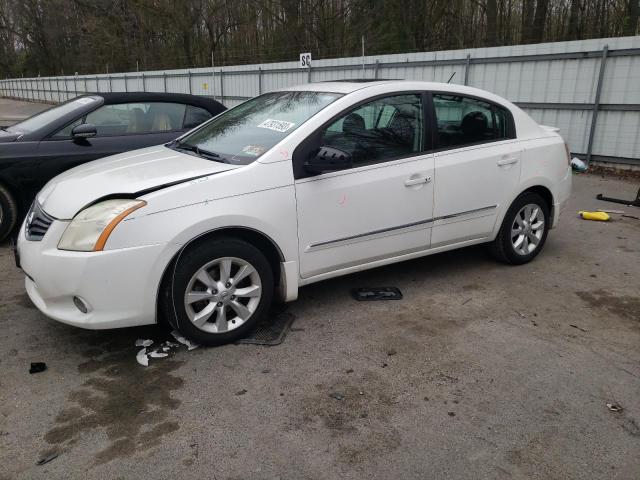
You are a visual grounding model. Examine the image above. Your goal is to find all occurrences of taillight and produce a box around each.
[564,143,571,166]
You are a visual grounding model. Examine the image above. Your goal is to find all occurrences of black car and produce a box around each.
[0,92,226,241]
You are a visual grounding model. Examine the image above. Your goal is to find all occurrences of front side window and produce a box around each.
[176,91,342,165]
[53,102,187,137]
[433,94,510,148]
[183,105,213,129]
[320,94,424,166]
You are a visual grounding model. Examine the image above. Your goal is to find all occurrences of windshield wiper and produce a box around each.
[173,140,223,161]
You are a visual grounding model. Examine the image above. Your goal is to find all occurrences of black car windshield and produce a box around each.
[174,91,342,164]
[8,96,100,134]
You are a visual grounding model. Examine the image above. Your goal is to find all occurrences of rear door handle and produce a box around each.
[404,175,432,187]
[497,155,519,166]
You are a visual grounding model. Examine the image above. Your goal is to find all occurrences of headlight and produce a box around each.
[58,199,146,251]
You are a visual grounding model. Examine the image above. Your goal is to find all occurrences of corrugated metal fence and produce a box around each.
[2,36,640,166]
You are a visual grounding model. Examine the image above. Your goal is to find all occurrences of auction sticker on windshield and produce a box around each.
[257,119,295,132]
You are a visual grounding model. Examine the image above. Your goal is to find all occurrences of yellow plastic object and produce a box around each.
[578,211,610,221]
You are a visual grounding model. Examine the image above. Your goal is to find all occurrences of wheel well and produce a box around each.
[524,186,553,213]
[159,227,284,293]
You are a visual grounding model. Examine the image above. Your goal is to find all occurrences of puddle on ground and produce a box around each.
[43,330,184,465]
[576,289,640,322]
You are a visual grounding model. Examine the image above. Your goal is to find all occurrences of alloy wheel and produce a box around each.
[511,203,545,255]
[183,256,262,333]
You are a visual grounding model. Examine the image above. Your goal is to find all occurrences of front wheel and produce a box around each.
[161,238,274,346]
[490,192,550,265]
[0,184,18,243]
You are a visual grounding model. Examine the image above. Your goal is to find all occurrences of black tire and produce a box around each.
[0,184,18,243]
[160,237,274,346]
[489,191,550,265]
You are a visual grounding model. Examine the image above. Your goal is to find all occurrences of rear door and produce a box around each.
[294,93,434,279]
[36,102,188,183]
[430,93,522,248]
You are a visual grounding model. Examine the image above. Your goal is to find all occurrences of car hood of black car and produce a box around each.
[0,129,21,142]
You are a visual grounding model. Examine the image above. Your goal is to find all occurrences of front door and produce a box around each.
[294,93,434,279]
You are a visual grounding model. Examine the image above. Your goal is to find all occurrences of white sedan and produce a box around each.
[17,81,572,345]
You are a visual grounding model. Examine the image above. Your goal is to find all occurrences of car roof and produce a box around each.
[281,80,505,100]
[281,80,399,94]
[92,92,226,114]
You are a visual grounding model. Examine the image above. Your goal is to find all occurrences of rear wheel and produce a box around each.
[0,184,18,243]
[160,237,274,346]
[490,192,550,265]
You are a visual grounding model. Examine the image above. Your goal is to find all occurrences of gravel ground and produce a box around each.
[0,171,639,479]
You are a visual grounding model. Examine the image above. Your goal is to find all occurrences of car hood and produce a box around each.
[37,145,237,219]
[0,129,21,142]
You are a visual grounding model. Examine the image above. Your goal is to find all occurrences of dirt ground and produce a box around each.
[0,169,639,478]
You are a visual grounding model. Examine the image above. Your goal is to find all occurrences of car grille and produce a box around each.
[25,202,56,241]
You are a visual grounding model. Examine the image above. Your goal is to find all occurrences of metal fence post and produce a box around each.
[586,45,608,165]
[188,71,192,94]
[211,69,215,100]
[307,64,312,83]
[108,75,112,92]
[142,73,146,92]
[464,53,471,85]
[374,59,380,79]
[163,72,167,92]
[219,68,224,101]
[96,76,99,93]
[124,75,128,92]
[84,76,88,93]
[258,67,262,94]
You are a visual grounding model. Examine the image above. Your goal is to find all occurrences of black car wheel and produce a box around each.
[490,191,550,265]
[0,184,18,243]
[160,237,274,346]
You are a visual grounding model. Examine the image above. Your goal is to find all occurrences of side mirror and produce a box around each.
[72,123,97,140]
[304,146,352,174]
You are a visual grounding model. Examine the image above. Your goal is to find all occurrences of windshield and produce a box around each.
[8,96,100,134]
[174,91,342,164]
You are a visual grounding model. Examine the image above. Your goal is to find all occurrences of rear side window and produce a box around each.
[433,94,510,149]
[53,102,186,137]
[183,105,213,129]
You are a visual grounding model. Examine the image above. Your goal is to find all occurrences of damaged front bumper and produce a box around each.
[17,220,179,329]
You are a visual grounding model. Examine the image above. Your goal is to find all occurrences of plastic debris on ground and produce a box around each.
[29,362,47,374]
[571,157,588,172]
[606,403,623,413]
[171,330,200,350]
[578,211,610,221]
[136,348,149,367]
[135,335,193,367]
[351,287,403,301]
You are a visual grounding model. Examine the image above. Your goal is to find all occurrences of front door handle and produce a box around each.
[497,155,519,166]
[405,175,432,187]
